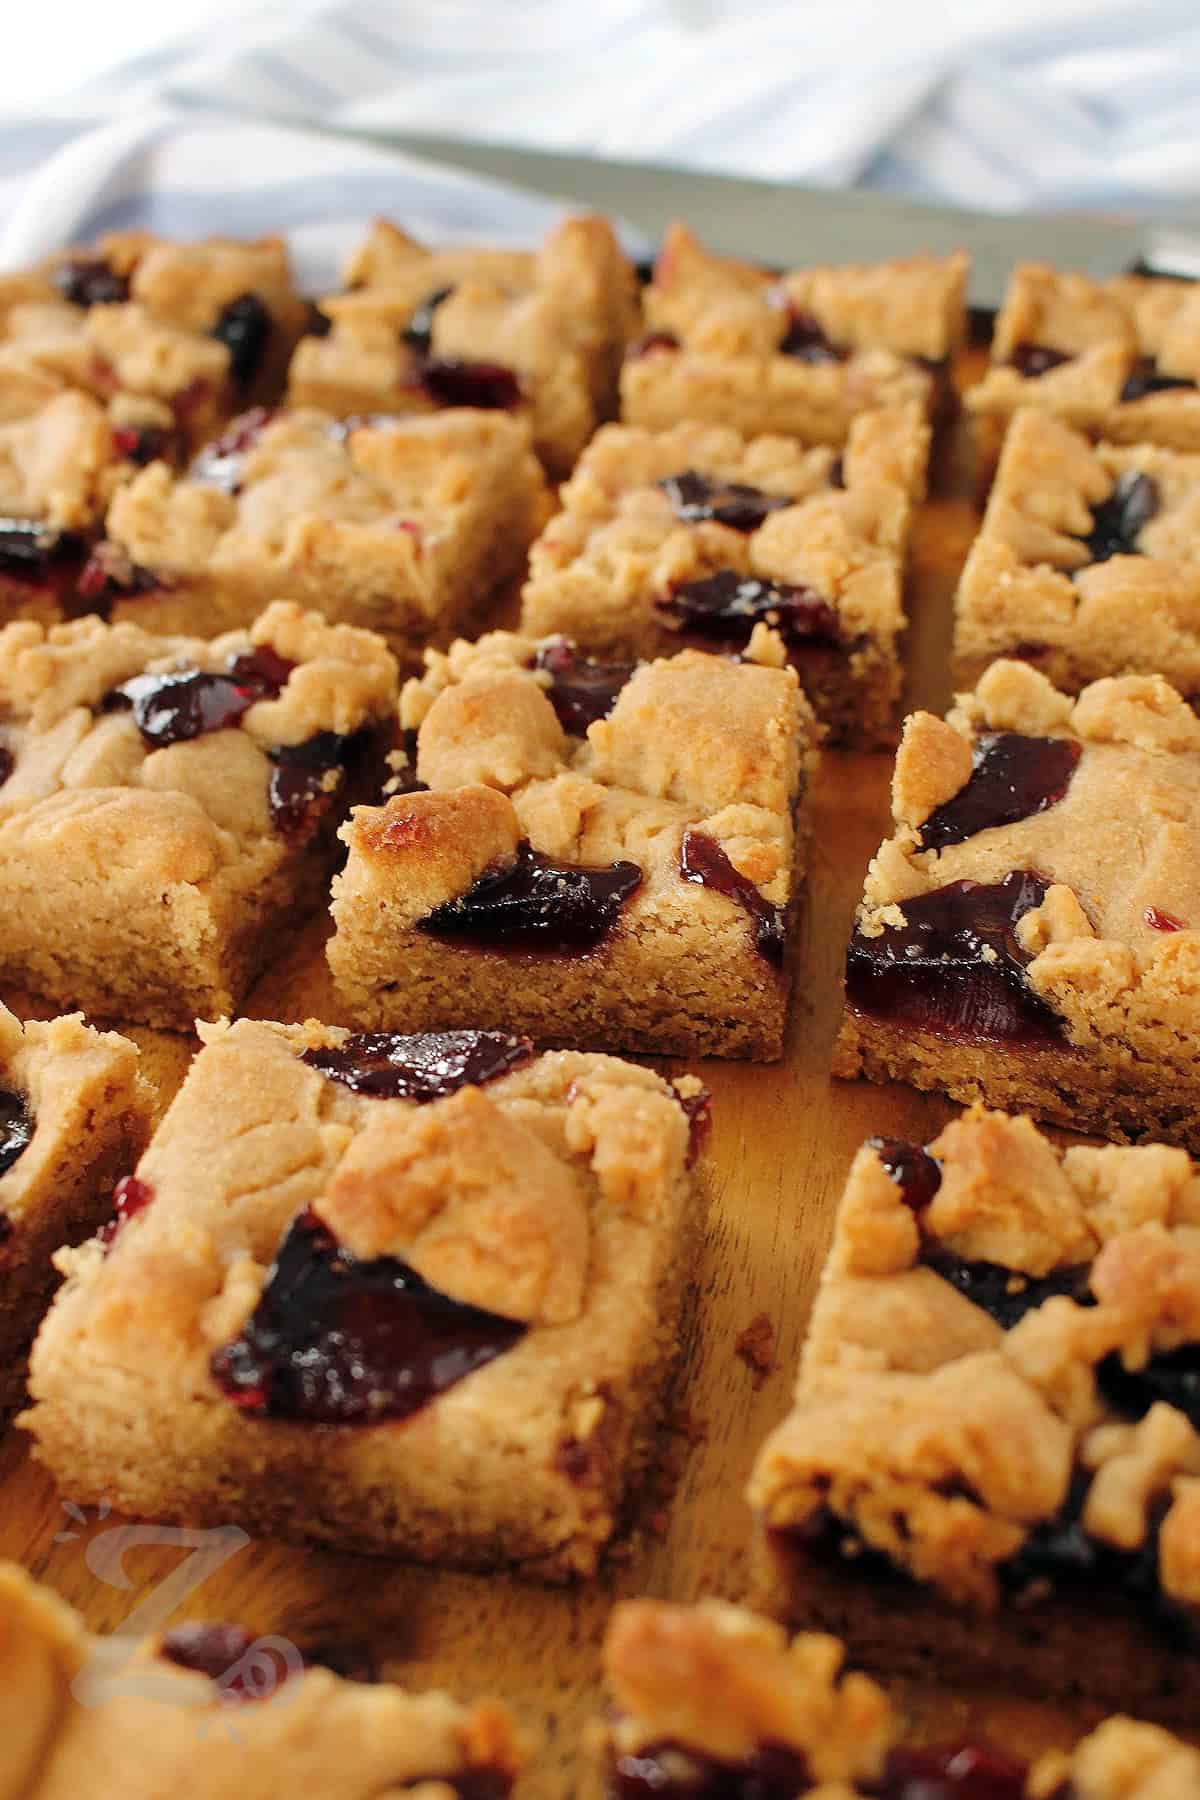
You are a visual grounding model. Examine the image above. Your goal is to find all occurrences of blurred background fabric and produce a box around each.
[4,0,1200,264]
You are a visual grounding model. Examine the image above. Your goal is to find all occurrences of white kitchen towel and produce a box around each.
[4,0,1200,275]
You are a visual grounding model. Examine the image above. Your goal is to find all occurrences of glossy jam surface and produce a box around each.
[105,644,293,748]
[1082,471,1158,563]
[608,1739,1032,1798]
[1098,1344,1200,1433]
[1145,906,1186,932]
[162,1622,378,1691]
[301,1028,533,1101]
[161,1623,259,1684]
[55,257,129,307]
[210,1209,526,1424]
[0,1089,34,1177]
[534,639,635,735]
[418,357,522,410]
[191,407,275,493]
[268,728,372,838]
[0,518,85,585]
[844,872,1065,1044]
[77,544,160,607]
[421,843,642,951]
[658,469,792,532]
[680,829,785,964]
[778,308,847,363]
[660,570,842,652]
[212,292,271,387]
[922,1246,1091,1330]
[1120,358,1197,403]
[113,425,178,466]
[868,1137,942,1212]
[919,733,1081,852]
[402,286,455,354]
[1009,342,1072,378]
[98,1174,154,1250]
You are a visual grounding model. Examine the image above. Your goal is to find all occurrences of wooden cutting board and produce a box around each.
[0,377,1123,1794]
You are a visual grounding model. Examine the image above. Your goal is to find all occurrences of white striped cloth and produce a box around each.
[4,0,1200,277]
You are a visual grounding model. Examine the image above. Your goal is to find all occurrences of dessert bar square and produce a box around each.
[0,1559,523,1796]
[520,407,929,747]
[620,224,967,445]
[24,1018,708,1579]
[288,214,639,477]
[0,232,308,451]
[833,657,1200,1147]
[0,601,397,1029]
[90,406,552,658]
[594,1596,1200,1795]
[967,264,1200,472]
[954,408,1200,699]
[0,386,143,626]
[750,1105,1200,1718]
[327,630,818,1059]
[0,1004,147,1419]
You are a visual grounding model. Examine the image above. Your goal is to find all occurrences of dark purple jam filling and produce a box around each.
[0,1089,33,1176]
[55,256,129,308]
[678,1086,712,1165]
[778,308,847,364]
[402,286,456,355]
[626,329,681,359]
[162,1622,378,1690]
[98,1174,154,1249]
[659,570,842,653]
[212,292,271,388]
[301,1028,533,1101]
[1009,342,1073,379]
[1097,1344,1200,1434]
[190,406,275,493]
[448,1773,515,1800]
[658,470,792,532]
[968,304,997,350]
[1120,358,1197,403]
[843,872,1065,1045]
[268,727,373,839]
[0,518,87,586]
[918,733,1082,852]
[420,842,642,951]
[608,1738,1033,1798]
[77,543,161,607]
[305,300,333,339]
[1001,1472,1199,1653]
[921,1246,1091,1330]
[104,644,293,748]
[680,828,785,964]
[210,1208,526,1424]
[112,424,179,467]
[827,454,845,490]
[867,1136,942,1212]
[417,357,522,410]
[0,745,12,788]
[533,639,636,735]
[1081,470,1158,564]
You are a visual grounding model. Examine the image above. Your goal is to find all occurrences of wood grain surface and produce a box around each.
[0,383,1121,1794]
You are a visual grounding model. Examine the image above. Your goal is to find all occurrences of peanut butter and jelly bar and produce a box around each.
[596,1595,1200,1795]
[24,1018,707,1579]
[91,407,551,658]
[0,602,397,1028]
[750,1106,1200,1718]
[288,214,639,477]
[834,658,1200,1148]
[0,1559,523,1797]
[521,407,928,746]
[0,1004,147,1418]
[327,630,818,1059]
[621,223,967,445]
[954,408,1200,697]
[968,263,1200,465]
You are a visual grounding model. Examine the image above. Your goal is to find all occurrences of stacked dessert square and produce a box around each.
[6,203,1200,1793]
